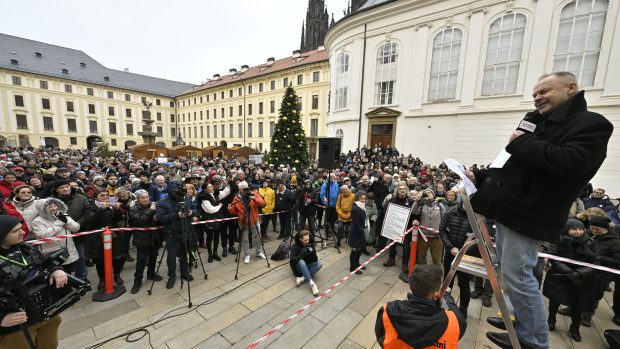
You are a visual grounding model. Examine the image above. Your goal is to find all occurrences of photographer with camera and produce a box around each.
[155,181,198,289]
[228,181,266,264]
[0,215,68,349]
[412,189,445,267]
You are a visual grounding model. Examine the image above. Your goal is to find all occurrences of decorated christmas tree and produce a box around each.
[268,85,310,167]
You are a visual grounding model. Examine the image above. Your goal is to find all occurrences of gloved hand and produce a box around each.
[57,214,68,224]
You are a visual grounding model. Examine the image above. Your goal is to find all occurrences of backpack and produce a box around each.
[271,240,291,261]
[606,329,620,349]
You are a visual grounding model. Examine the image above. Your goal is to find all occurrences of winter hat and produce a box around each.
[589,216,611,229]
[12,184,35,196]
[564,218,585,232]
[51,179,71,192]
[0,215,20,243]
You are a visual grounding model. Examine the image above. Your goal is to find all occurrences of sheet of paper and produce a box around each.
[489,149,511,169]
[444,158,477,195]
[380,203,412,243]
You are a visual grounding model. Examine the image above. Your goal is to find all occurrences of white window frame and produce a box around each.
[428,27,463,101]
[332,53,351,111]
[374,42,399,105]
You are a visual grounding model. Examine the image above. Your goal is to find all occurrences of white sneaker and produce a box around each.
[296,276,305,287]
[257,252,267,259]
[244,255,251,264]
[310,280,319,296]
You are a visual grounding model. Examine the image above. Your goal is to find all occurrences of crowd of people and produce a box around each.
[0,135,618,347]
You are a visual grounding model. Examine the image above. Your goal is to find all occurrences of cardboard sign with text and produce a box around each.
[381,203,412,243]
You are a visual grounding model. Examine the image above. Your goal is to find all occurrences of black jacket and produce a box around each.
[289,233,319,277]
[439,205,471,251]
[128,203,160,248]
[471,91,613,243]
[82,202,125,259]
[591,230,620,298]
[275,189,295,212]
[349,203,366,250]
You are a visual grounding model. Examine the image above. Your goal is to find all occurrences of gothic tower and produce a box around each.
[300,0,330,52]
[345,0,366,16]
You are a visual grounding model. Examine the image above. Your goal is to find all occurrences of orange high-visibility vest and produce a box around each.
[381,304,460,349]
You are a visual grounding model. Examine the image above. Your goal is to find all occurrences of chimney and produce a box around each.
[267,57,275,64]
[10,59,18,65]
[229,68,237,74]
[317,45,326,51]
[240,64,249,72]
[213,74,220,79]
[292,49,301,58]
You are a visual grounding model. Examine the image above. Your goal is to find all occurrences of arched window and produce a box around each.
[429,28,463,101]
[553,0,608,87]
[481,13,527,96]
[335,129,344,143]
[374,42,399,105]
[332,53,351,111]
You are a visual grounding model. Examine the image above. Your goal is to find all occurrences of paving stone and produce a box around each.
[311,286,361,323]
[348,273,396,316]
[337,338,367,349]
[221,298,290,343]
[304,308,363,348]
[267,312,326,349]
[242,277,295,311]
[58,328,96,349]
[192,333,232,349]
[230,323,284,349]
[60,299,140,338]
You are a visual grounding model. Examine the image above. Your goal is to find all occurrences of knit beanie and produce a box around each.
[0,216,20,243]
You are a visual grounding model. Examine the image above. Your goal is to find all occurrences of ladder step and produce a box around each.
[455,255,489,278]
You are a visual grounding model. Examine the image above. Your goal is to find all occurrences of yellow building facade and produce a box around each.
[175,48,330,159]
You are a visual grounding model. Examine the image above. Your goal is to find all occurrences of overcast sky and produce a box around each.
[0,0,351,84]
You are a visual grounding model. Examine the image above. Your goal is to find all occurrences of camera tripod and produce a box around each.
[234,196,270,280]
[311,215,341,253]
[147,206,208,308]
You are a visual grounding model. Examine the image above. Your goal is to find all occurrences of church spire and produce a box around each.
[299,0,330,52]
[300,21,306,52]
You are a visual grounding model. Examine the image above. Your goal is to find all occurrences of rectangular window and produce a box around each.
[89,120,97,133]
[141,96,147,104]
[229,124,233,138]
[221,91,224,99]
[157,126,163,137]
[171,127,176,137]
[297,74,303,85]
[88,104,95,114]
[269,121,275,137]
[108,106,115,116]
[238,123,243,137]
[221,125,225,138]
[206,110,210,119]
[258,102,263,114]
[283,77,289,88]
[125,94,131,102]
[311,119,318,137]
[107,91,113,99]
[12,76,21,85]
[238,105,243,116]
[200,126,204,138]
[157,112,162,121]
[200,110,203,120]
[229,90,233,98]
[214,125,217,138]
[221,107,225,118]
[67,101,74,112]
[259,83,264,92]
[270,80,276,90]
[87,87,94,96]
[214,109,217,118]
[126,108,132,117]
[229,106,233,117]
[206,126,210,138]
[248,103,253,115]
[238,87,242,96]
[109,122,117,134]
[43,117,54,131]
[42,98,50,110]
[16,114,28,129]
[270,100,276,113]
[312,95,319,109]
[376,81,395,105]
[127,123,133,135]
[14,95,24,107]
[298,97,302,109]
[258,122,264,137]
[111,139,117,146]
[40,80,48,89]
[65,84,72,93]
[67,119,77,132]
[248,85,253,94]
[170,101,175,107]
[156,98,161,106]
[313,71,320,83]
[70,137,77,145]
[170,114,175,123]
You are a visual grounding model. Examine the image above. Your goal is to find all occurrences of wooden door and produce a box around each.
[370,124,393,147]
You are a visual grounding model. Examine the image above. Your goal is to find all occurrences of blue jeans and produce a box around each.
[74,241,88,281]
[295,260,322,282]
[495,223,549,349]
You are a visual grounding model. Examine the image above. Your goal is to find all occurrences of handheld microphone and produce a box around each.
[516,113,539,133]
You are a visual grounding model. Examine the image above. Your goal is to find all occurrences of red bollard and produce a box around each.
[408,230,418,276]
[92,228,126,302]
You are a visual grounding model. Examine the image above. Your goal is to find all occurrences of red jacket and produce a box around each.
[227,191,265,227]
[0,180,25,200]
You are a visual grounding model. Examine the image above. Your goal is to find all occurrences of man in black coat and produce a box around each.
[275,181,295,240]
[471,72,613,349]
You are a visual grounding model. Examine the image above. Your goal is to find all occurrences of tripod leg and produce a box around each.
[20,324,35,349]
[147,242,167,295]
[179,236,193,308]
[253,223,270,268]
[192,231,208,279]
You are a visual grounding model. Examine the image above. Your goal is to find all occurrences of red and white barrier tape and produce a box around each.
[245,226,418,349]
[538,252,620,275]
[25,209,293,245]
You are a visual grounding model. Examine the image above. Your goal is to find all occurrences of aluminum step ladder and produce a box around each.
[439,182,521,349]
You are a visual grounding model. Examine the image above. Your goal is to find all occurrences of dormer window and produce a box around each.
[104,76,110,81]
[10,59,18,65]
[34,52,42,57]
[80,62,86,68]
[61,68,69,74]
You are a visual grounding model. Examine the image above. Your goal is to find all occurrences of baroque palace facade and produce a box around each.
[0,35,330,158]
[325,0,620,192]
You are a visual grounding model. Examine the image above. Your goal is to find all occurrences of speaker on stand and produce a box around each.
[318,138,341,169]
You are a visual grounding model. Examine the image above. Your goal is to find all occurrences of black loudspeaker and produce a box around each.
[318,138,341,169]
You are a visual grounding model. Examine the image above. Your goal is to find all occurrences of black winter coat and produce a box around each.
[542,232,599,308]
[591,230,620,299]
[439,205,471,251]
[82,202,125,259]
[128,203,161,248]
[349,203,367,250]
[471,91,613,243]
[289,234,319,277]
[275,189,295,212]
[53,191,90,243]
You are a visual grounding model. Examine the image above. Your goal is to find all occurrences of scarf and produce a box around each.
[355,201,369,229]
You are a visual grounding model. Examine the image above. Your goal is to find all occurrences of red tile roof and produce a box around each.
[179,48,329,96]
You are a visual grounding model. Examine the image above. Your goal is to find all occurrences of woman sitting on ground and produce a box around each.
[290,230,322,296]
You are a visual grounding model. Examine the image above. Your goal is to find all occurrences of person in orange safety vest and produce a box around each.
[375,264,467,348]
